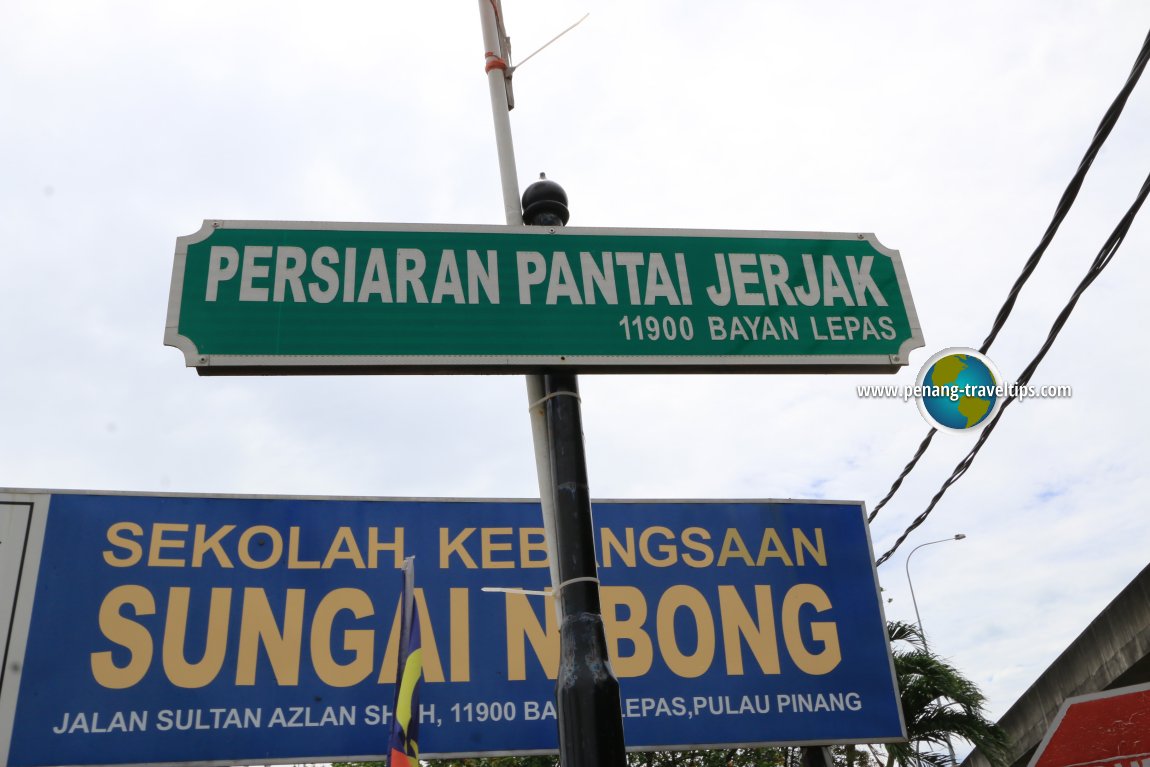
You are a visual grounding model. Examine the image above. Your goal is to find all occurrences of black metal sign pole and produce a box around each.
[521,178,628,766]
[478,4,627,766]
[544,369,627,767]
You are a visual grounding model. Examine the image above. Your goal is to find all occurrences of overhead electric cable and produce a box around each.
[867,26,1150,525]
[875,167,1150,566]
[867,428,937,523]
[978,27,1150,353]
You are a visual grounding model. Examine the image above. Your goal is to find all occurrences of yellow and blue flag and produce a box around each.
[388,557,423,767]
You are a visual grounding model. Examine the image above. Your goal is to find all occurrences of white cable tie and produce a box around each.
[553,576,599,595]
[480,586,552,597]
[476,579,600,598]
[528,389,581,410]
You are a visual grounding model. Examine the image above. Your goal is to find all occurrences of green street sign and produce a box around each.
[165,221,923,374]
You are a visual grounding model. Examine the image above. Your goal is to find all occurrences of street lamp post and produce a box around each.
[906,534,966,641]
[904,533,966,766]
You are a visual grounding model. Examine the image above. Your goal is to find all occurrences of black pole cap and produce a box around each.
[522,173,570,226]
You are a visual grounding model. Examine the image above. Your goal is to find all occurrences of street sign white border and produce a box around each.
[0,487,905,766]
[165,220,925,375]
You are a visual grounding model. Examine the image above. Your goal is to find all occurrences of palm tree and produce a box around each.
[879,621,1009,767]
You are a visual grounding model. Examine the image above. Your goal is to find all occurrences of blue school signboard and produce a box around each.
[0,491,905,767]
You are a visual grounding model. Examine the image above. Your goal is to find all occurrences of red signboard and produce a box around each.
[1030,683,1150,767]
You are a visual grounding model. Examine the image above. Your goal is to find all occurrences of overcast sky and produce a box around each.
[2,1,1149,759]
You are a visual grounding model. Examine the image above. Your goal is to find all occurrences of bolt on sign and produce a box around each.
[0,490,905,767]
[164,221,923,374]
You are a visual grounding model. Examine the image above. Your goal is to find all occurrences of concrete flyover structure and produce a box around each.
[962,561,1150,767]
